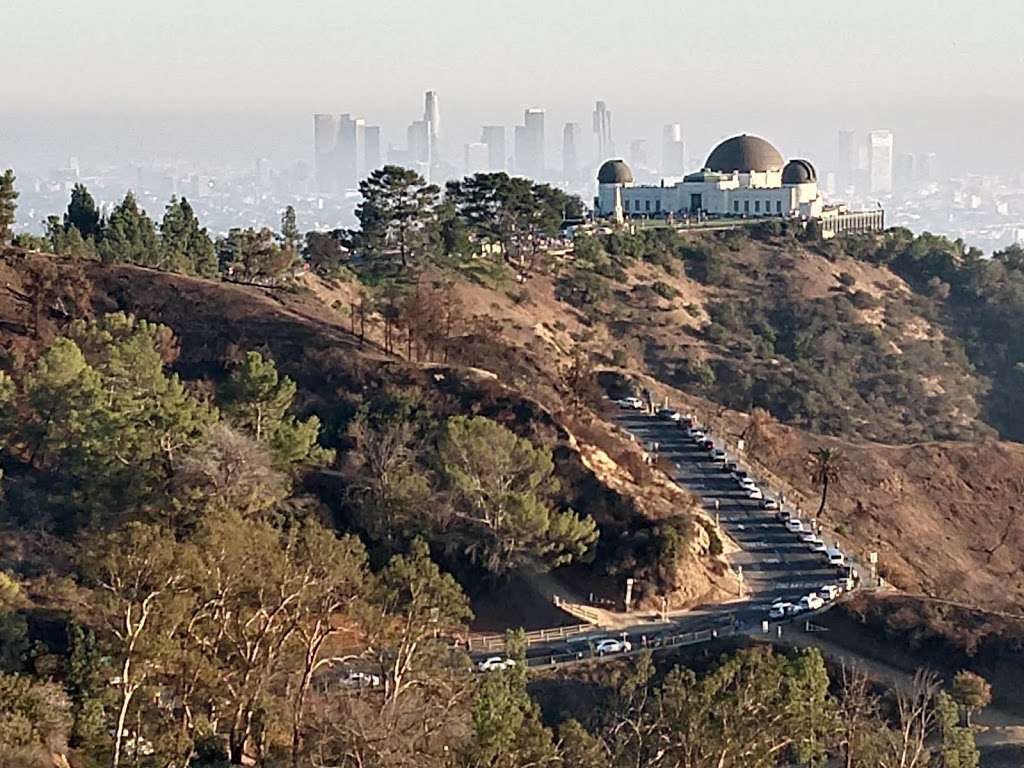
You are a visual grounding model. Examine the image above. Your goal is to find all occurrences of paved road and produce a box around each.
[475,409,851,667]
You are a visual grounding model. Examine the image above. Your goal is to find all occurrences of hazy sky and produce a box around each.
[3,0,1023,174]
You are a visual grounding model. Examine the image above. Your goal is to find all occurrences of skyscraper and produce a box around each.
[313,113,342,192]
[407,119,431,165]
[516,109,545,178]
[481,126,506,172]
[837,129,857,190]
[662,123,686,176]
[338,114,365,189]
[364,126,382,176]
[593,100,613,160]
[424,90,441,162]
[562,122,582,182]
[868,129,894,195]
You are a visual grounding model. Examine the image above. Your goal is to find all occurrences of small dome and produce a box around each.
[705,134,784,173]
[598,159,634,184]
[783,159,818,184]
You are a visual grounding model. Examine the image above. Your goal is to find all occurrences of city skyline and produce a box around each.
[3,1,1024,178]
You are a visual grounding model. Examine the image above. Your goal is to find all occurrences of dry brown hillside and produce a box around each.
[0,248,738,623]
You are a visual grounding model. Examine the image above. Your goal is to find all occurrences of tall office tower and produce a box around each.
[424,90,441,162]
[520,108,544,177]
[629,139,649,171]
[662,123,686,176]
[894,153,916,192]
[868,129,894,195]
[464,142,489,175]
[363,126,382,176]
[562,122,582,182]
[837,129,857,190]
[314,113,342,192]
[407,119,431,165]
[481,126,506,171]
[338,114,366,189]
[593,100,613,160]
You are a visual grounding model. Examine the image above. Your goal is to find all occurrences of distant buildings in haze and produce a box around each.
[593,100,613,162]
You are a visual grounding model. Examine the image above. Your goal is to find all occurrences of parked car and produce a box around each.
[617,397,645,410]
[711,448,728,462]
[725,461,740,473]
[760,497,780,510]
[687,428,706,441]
[595,638,632,656]
[809,540,829,554]
[801,532,823,545]
[699,439,715,452]
[785,518,806,533]
[775,510,792,523]
[340,670,382,687]
[731,469,749,481]
[819,584,842,601]
[477,656,516,672]
[798,594,825,612]
[769,601,795,619]
[657,408,682,421]
[746,488,764,500]
[738,477,758,490]
[824,548,846,568]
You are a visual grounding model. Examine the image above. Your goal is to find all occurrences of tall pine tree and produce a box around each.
[0,170,17,244]
[64,183,102,240]
[159,196,217,275]
[99,192,159,266]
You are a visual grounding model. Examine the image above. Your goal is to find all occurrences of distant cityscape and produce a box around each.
[8,90,1024,253]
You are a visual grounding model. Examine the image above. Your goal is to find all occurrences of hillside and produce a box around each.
[5,222,1024,621]
[0,247,737,626]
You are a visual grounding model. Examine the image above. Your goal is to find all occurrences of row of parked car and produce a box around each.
[476,637,633,672]
[768,582,847,620]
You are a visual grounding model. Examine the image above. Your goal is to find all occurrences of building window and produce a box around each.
[655,200,661,213]
[776,200,782,213]
[744,200,749,214]
[733,200,739,213]
[755,200,761,213]
[645,200,651,212]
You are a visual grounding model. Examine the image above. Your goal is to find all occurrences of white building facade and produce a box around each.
[596,134,824,221]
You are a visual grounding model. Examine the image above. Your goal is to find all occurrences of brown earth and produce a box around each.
[0,248,734,624]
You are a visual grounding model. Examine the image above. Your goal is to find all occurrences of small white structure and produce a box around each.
[596,134,824,221]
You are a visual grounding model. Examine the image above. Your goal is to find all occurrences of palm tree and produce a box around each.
[808,447,843,519]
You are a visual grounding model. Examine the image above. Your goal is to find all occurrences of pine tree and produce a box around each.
[281,205,301,256]
[99,192,159,266]
[64,183,102,240]
[356,165,440,270]
[0,169,18,244]
[219,351,332,468]
[159,196,216,275]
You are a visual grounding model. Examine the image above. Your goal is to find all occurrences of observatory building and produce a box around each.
[596,134,824,221]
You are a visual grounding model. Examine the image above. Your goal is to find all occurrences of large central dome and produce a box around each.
[705,134,784,173]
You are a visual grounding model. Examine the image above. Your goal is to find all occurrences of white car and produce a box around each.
[340,671,382,687]
[746,488,764,500]
[738,476,757,489]
[819,584,842,601]
[477,656,516,672]
[809,540,828,554]
[801,532,823,545]
[760,497,779,510]
[798,594,825,612]
[825,549,847,568]
[785,518,805,534]
[687,428,706,440]
[617,397,644,410]
[711,448,727,462]
[768,601,794,619]
[595,638,632,655]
